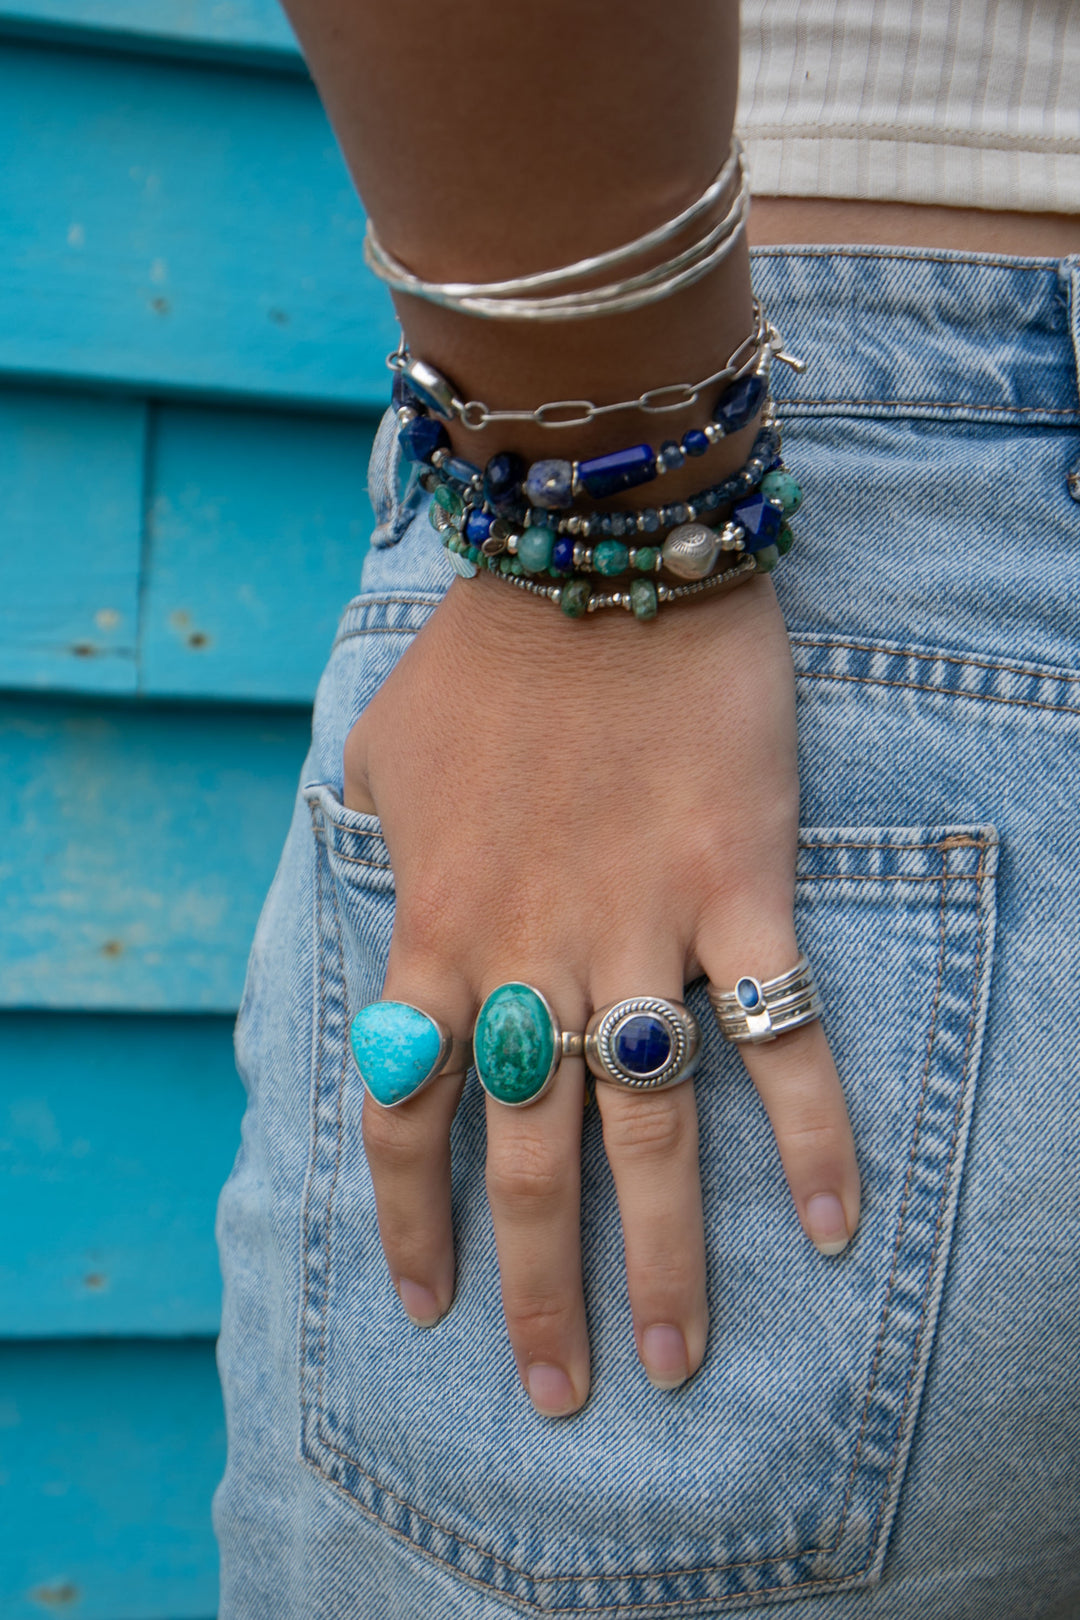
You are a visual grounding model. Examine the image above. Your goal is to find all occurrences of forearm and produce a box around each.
[279,0,752,483]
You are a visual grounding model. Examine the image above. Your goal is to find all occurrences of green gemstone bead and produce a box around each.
[474,982,557,1105]
[633,546,659,572]
[433,484,464,518]
[760,469,802,515]
[593,540,629,576]
[630,578,658,621]
[468,546,481,564]
[777,522,794,556]
[755,543,781,573]
[517,526,555,574]
[560,579,591,618]
[499,555,515,574]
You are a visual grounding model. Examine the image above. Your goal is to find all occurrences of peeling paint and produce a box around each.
[30,1581,80,1609]
[149,258,168,285]
[66,223,84,248]
[187,631,209,649]
[168,609,191,630]
[100,940,124,959]
[150,296,171,316]
[83,1273,107,1291]
[70,644,96,658]
[94,609,120,631]
[268,307,289,325]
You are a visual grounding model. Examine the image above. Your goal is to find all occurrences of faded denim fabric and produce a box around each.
[215,249,1080,1620]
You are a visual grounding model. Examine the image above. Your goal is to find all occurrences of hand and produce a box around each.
[344,571,860,1415]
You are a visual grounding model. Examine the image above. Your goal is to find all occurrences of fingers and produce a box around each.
[360,959,472,1328]
[484,988,590,1418]
[698,923,861,1257]
[591,962,709,1392]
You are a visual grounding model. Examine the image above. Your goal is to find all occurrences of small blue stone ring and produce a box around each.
[584,998,701,1092]
[350,1000,471,1110]
[707,953,823,1044]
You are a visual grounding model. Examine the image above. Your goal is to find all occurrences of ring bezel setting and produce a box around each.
[474,981,578,1108]
[349,1000,467,1109]
[585,997,701,1091]
[708,954,823,1043]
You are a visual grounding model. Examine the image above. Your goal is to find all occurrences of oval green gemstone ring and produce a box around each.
[473,982,584,1108]
[350,1000,471,1109]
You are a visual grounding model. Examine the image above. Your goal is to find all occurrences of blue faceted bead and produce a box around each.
[682,427,709,457]
[484,452,526,511]
[736,977,762,1010]
[465,508,494,544]
[524,459,575,509]
[613,1014,672,1076]
[641,509,661,533]
[399,415,449,464]
[446,455,481,487]
[578,443,656,499]
[659,440,685,471]
[732,491,782,552]
[713,373,766,434]
[551,536,575,572]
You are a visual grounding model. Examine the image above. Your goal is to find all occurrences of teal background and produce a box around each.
[0,3,391,1613]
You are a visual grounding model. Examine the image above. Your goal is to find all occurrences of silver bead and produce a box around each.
[660,522,721,580]
[396,406,418,425]
[685,503,698,521]
[447,548,477,578]
[566,514,583,536]
[719,521,745,552]
[431,448,450,469]
[573,542,591,569]
[705,422,723,444]
[402,357,457,420]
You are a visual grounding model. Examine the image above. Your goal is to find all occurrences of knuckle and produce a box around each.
[362,1099,431,1170]
[602,1093,691,1161]
[503,1291,577,1344]
[630,1250,699,1303]
[486,1134,569,1209]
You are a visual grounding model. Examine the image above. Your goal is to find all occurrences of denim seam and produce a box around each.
[826,847,950,1547]
[791,637,1080,687]
[798,668,1080,718]
[314,834,352,1442]
[751,244,1061,271]
[297,837,991,1608]
[297,806,330,1443]
[865,842,991,1560]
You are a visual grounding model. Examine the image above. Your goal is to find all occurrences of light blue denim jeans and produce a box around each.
[215,248,1080,1620]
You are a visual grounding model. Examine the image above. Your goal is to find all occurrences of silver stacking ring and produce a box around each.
[707,953,823,1044]
[584,997,701,1091]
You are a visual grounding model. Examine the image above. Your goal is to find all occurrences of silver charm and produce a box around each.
[446,548,477,578]
[661,522,721,580]
[401,357,458,419]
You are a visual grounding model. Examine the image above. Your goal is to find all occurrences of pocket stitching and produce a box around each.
[297,835,994,1611]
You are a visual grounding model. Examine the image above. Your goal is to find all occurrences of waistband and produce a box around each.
[751,246,1080,426]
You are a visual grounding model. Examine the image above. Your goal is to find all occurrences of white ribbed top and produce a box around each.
[738,0,1080,213]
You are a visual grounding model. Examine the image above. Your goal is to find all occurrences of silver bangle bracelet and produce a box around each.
[364,140,750,322]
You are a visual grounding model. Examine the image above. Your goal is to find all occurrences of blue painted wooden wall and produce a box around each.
[0,4,391,1612]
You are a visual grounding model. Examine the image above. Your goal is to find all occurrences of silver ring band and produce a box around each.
[584,998,701,1091]
[707,954,823,1044]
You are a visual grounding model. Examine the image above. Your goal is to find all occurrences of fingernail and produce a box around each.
[806,1194,850,1256]
[526,1363,577,1417]
[641,1324,689,1390]
[397,1278,442,1327]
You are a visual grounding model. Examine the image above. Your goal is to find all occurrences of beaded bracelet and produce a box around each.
[398,369,770,510]
[424,422,787,546]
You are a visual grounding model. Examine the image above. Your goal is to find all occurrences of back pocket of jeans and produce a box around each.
[298,822,997,1615]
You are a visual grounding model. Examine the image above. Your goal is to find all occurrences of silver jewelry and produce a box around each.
[477,551,758,613]
[585,998,701,1091]
[473,981,584,1108]
[388,301,802,431]
[707,954,823,1044]
[349,1000,472,1109]
[365,140,749,322]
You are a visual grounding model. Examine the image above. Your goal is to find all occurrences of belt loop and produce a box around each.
[1064,255,1080,503]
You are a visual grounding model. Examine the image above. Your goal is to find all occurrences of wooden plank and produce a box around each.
[0,387,144,695]
[0,38,396,405]
[0,1013,243,1336]
[0,0,300,67]
[0,696,311,1010]
[0,1339,221,1620]
[142,402,376,702]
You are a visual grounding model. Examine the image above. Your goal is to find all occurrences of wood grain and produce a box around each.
[0,1013,244,1335]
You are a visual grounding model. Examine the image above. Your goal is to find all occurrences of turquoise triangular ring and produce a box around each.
[349,1001,471,1109]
